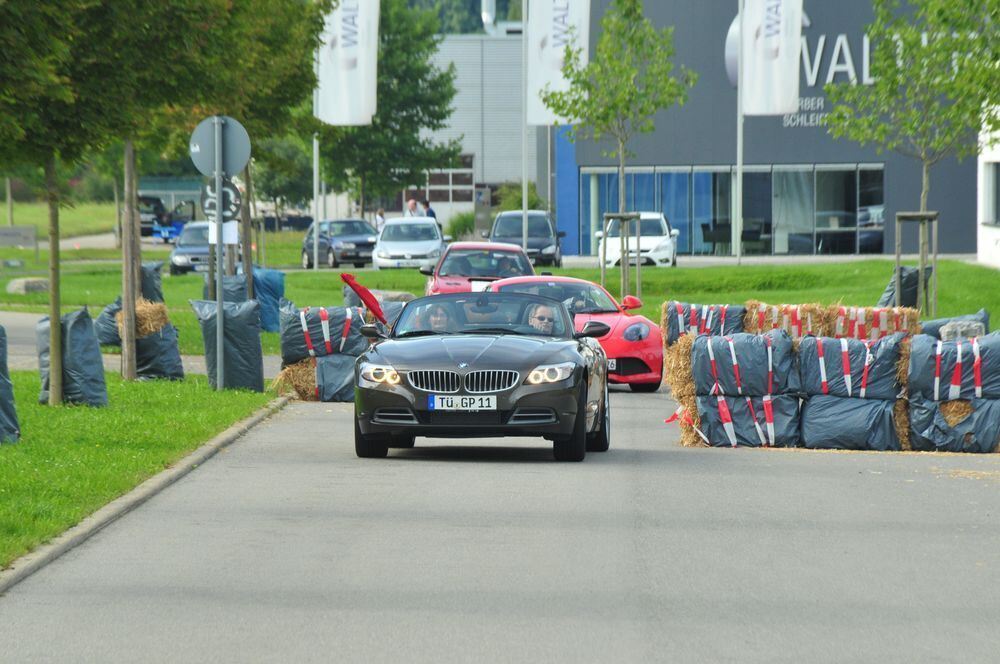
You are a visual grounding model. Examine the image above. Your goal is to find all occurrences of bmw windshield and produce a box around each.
[393,293,572,339]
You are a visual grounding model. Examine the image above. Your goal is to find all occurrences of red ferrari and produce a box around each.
[421,242,535,295]
[488,275,663,392]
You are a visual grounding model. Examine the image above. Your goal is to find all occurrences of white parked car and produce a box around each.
[596,212,680,267]
[373,217,450,270]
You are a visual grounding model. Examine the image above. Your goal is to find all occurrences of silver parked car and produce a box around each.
[373,217,451,270]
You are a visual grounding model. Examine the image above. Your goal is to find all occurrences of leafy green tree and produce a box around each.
[254,136,314,213]
[409,0,483,33]
[826,0,1000,212]
[541,0,696,217]
[495,181,546,212]
[319,0,460,215]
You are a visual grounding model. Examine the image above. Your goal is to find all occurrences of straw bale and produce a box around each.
[896,336,911,389]
[940,400,974,427]
[271,359,317,401]
[116,298,169,339]
[663,332,705,447]
[743,300,763,335]
[894,399,911,451]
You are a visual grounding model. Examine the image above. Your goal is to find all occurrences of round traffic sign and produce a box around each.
[189,116,251,177]
[200,178,243,222]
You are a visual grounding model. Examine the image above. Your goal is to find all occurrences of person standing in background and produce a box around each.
[374,208,386,232]
[421,198,437,221]
[405,199,418,216]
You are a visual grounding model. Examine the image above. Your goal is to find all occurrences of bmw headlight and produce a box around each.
[623,322,649,342]
[376,249,390,259]
[541,244,556,255]
[526,361,575,385]
[359,362,401,386]
[171,254,190,265]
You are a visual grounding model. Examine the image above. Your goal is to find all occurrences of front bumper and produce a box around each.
[336,247,374,263]
[373,255,437,270]
[356,379,581,439]
[605,352,663,385]
[604,248,672,267]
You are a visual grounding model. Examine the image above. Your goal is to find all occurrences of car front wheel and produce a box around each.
[554,384,588,462]
[327,249,338,268]
[586,380,610,452]
[355,416,389,458]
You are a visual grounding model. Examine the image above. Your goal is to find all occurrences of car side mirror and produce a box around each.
[443,235,453,243]
[594,231,604,239]
[480,230,489,239]
[557,231,567,238]
[419,265,434,276]
[621,295,643,310]
[360,324,385,339]
[576,321,611,338]
[670,228,680,238]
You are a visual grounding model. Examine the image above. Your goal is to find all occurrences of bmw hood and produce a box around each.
[369,335,576,371]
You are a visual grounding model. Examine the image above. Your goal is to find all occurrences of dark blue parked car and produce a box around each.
[301,219,378,269]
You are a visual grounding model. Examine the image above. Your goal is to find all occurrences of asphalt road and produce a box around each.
[1,386,999,662]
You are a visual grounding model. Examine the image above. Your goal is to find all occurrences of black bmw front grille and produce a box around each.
[408,370,461,392]
[464,370,519,393]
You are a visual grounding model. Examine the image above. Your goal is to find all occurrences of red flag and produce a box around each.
[340,273,386,324]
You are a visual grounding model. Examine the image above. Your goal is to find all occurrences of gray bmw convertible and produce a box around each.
[354,291,611,461]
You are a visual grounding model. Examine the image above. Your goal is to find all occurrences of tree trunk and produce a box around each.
[920,159,930,212]
[359,175,366,220]
[5,177,12,227]
[129,148,141,300]
[240,166,254,299]
[45,156,63,405]
[112,176,122,249]
[121,140,138,381]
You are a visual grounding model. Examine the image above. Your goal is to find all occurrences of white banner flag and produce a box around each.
[315,1,379,126]
[526,0,590,126]
[741,0,802,116]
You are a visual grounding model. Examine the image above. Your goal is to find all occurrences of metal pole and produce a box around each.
[734,0,744,265]
[636,216,642,298]
[894,214,902,308]
[313,133,320,271]
[213,116,225,390]
[521,0,529,256]
[546,126,552,215]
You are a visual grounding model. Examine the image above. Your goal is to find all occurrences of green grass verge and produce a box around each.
[0,259,995,356]
[0,372,272,568]
[5,202,118,238]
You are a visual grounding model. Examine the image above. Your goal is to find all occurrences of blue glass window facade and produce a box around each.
[579,165,884,256]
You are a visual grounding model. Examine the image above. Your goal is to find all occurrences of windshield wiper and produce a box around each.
[395,330,453,338]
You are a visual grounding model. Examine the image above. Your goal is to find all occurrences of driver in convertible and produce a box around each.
[527,303,556,335]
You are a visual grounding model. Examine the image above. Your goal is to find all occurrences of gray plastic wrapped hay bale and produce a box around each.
[37,308,108,406]
[95,297,122,346]
[136,324,185,381]
[875,265,931,308]
[798,333,904,401]
[141,261,165,302]
[691,330,799,397]
[695,394,800,447]
[908,333,1000,401]
[0,325,20,443]
[316,354,356,402]
[800,395,900,451]
[202,274,248,303]
[278,299,367,365]
[190,300,264,392]
[664,301,745,346]
[920,309,990,339]
[909,395,1000,453]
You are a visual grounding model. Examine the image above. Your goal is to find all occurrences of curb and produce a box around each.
[0,395,291,596]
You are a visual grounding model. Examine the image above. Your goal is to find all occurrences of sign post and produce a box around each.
[190,115,251,390]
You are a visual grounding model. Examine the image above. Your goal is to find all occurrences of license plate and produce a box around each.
[360,251,371,257]
[193,264,209,272]
[608,359,617,371]
[395,260,419,268]
[469,280,491,292]
[429,394,497,411]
